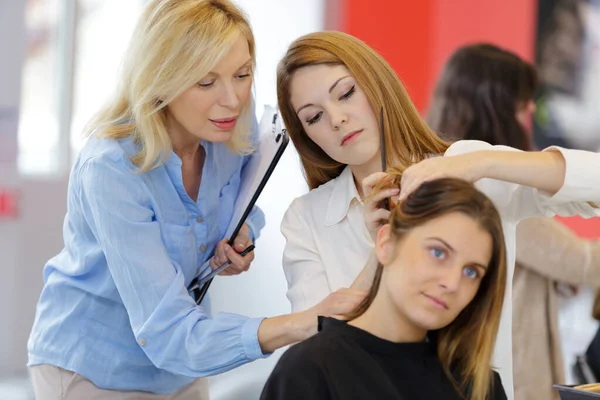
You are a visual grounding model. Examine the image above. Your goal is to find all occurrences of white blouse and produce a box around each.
[281,140,600,400]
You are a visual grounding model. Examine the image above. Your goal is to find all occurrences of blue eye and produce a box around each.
[463,267,479,280]
[430,248,445,259]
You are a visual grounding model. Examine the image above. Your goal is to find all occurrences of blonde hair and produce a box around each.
[85,0,256,172]
[349,174,507,400]
[277,31,449,189]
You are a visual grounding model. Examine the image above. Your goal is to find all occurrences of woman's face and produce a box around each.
[289,64,381,167]
[166,34,253,145]
[376,212,493,332]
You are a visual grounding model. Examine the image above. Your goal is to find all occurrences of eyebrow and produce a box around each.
[204,58,253,78]
[236,58,253,70]
[427,236,488,270]
[295,75,352,115]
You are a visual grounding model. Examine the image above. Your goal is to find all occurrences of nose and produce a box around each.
[328,105,348,130]
[219,82,240,109]
[438,266,462,293]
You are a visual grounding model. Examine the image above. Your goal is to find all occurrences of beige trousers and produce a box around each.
[29,365,210,400]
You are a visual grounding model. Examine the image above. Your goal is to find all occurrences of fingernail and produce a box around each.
[224,245,230,252]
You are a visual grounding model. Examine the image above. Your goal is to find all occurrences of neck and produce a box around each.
[349,287,427,343]
[166,110,202,161]
[350,150,384,198]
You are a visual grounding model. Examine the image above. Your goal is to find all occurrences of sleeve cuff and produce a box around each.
[245,218,258,243]
[541,146,600,205]
[246,206,265,242]
[241,317,270,360]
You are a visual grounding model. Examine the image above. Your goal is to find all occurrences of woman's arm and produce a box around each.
[516,217,600,286]
[400,143,567,199]
[398,140,600,221]
[258,287,367,353]
[79,156,364,377]
[474,149,565,195]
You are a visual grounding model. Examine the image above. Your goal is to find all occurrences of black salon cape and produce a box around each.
[260,317,507,400]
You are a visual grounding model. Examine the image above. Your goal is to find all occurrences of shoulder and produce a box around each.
[296,177,339,208]
[276,328,347,371]
[72,137,150,203]
[490,370,508,400]
[284,176,340,220]
[74,135,140,177]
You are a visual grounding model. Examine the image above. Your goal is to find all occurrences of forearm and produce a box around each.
[257,311,315,354]
[516,217,591,284]
[479,150,566,195]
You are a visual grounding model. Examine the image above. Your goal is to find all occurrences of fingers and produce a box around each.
[323,288,368,317]
[399,165,432,202]
[371,187,400,203]
[233,224,252,252]
[211,257,232,276]
[364,188,399,211]
[223,244,254,274]
[213,239,230,267]
[365,209,390,232]
[212,228,255,276]
[361,172,391,198]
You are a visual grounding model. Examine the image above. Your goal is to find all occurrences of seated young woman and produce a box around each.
[261,176,508,400]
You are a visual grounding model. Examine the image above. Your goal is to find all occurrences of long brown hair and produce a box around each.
[427,43,537,151]
[349,175,507,400]
[277,31,449,190]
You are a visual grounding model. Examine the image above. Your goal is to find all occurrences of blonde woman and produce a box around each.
[27,3,365,399]
[276,31,600,399]
[262,178,508,400]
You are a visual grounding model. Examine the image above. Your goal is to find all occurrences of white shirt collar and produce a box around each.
[325,166,362,227]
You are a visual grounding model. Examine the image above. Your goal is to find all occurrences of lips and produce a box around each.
[341,129,363,146]
[423,294,448,310]
[209,116,238,131]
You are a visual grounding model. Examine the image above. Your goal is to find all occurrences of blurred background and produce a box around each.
[1,0,599,399]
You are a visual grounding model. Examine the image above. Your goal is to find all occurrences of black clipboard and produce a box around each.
[189,108,289,304]
[226,129,289,246]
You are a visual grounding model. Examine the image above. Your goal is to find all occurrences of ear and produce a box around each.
[375,224,395,265]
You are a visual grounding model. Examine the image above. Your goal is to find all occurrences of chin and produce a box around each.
[342,149,379,166]
[205,130,234,143]
[411,312,453,332]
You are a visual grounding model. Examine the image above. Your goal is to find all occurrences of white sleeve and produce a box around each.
[281,200,331,313]
[445,140,600,222]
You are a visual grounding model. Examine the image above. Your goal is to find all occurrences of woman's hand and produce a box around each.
[398,153,483,201]
[210,224,254,276]
[256,288,368,353]
[296,288,368,339]
[362,172,399,240]
[310,288,368,320]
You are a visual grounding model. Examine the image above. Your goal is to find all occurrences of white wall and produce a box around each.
[0,0,27,376]
[207,1,324,399]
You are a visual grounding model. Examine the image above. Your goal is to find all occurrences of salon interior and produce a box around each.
[1,0,599,399]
